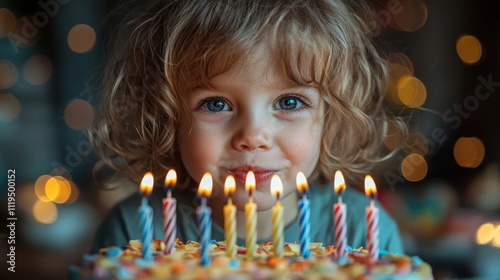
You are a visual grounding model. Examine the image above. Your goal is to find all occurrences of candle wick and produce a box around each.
[276,192,281,202]
[370,198,375,207]
[228,196,233,205]
[167,189,172,198]
[338,194,343,204]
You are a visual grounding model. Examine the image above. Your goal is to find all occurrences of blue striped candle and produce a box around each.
[296,172,311,259]
[139,198,153,260]
[139,172,154,261]
[197,172,213,266]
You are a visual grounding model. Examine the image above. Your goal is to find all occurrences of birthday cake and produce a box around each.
[69,239,433,280]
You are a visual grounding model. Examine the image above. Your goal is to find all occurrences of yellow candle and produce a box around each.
[245,171,257,259]
[270,175,284,257]
[223,175,237,259]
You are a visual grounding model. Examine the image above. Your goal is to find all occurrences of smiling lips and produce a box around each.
[228,166,277,185]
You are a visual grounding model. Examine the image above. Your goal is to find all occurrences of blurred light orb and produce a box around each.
[403,131,429,156]
[397,75,427,108]
[454,137,485,168]
[456,35,483,65]
[64,99,95,130]
[23,55,52,85]
[390,0,428,32]
[388,63,413,104]
[401,153,428,182]
[0,60,18,89]
[476,223,495,245]
[33,200,58,224]
[0,8,16,37]
[45,176,72,204]
[493,225,500,247]
[0,93,21,122]
[34,174,51,202]
[383,120,403,151]
[68,24,96,53]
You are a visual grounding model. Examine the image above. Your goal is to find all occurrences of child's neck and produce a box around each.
[210,192,299,240]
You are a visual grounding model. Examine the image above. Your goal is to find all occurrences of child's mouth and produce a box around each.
[228,166,277,185]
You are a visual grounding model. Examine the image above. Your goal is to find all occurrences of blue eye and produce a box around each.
[200,98,231,112]
[274,96,304,110]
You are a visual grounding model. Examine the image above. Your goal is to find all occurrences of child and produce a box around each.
[90,0,407,254]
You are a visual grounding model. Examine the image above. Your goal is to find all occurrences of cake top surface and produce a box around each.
[72,239,433,280]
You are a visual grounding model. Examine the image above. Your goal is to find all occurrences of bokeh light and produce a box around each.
[456,35,483,65]
[389,0,428,32]
[383,120,404,150]
[403,131,429,156]
[34,174,51,202]
[0,8,16,37]
[0,59,18,89]
[45,176,72,204]
[0,93,21,122]
[68,24,96,53]
[33,200,58,224]
[63,98,95,130]
[388,63,413,104]
[401,153,428,182]
[476,223,495,245]
[454,137,485,168]
[493,225,500,247]
[23,55,53,85]
[397,75,427,108]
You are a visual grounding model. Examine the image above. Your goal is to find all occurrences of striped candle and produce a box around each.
[223,175,237,259]
[333,170,348,258]
[271,175,284,257]
[197,172,213,266]
[296,172,311,259]
[139,172,154,261]
[163,169,177,255]
[365,175,379,262]
[245,171,257,259]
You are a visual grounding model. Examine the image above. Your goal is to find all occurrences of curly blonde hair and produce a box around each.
[90,0,407,188]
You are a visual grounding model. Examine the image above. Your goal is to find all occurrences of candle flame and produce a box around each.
[296,172,308,193]
[334,170,346,194]
[270,175,283,197]
[165,169,177,187]
[224,175,236,196]
[140,172,154,196]
[198,172,213,197]
[364,174,377,198]
[245,171,256,193]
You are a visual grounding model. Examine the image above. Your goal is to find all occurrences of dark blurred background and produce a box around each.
[0,0,499,279]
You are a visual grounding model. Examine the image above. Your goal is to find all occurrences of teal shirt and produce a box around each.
[91,182,403,254]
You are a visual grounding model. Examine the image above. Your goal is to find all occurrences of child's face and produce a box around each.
[179,47,324,210]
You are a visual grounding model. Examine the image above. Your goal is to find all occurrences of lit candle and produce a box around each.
[271,175,284,257]
[245,171,257,259]
[296,172,311,259]
[365,174,379,262]
[163,169,177,255]
[197,172,213,266]
[139,172,154,260]
[223,175,237,259]
[333,170,348,259]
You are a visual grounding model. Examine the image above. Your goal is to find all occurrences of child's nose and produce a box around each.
[231,114,273,152]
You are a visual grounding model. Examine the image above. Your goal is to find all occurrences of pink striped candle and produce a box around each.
[333,170,347,259]
[364,175,379,262]
[163,169,177,255]
[139,172,154,261]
